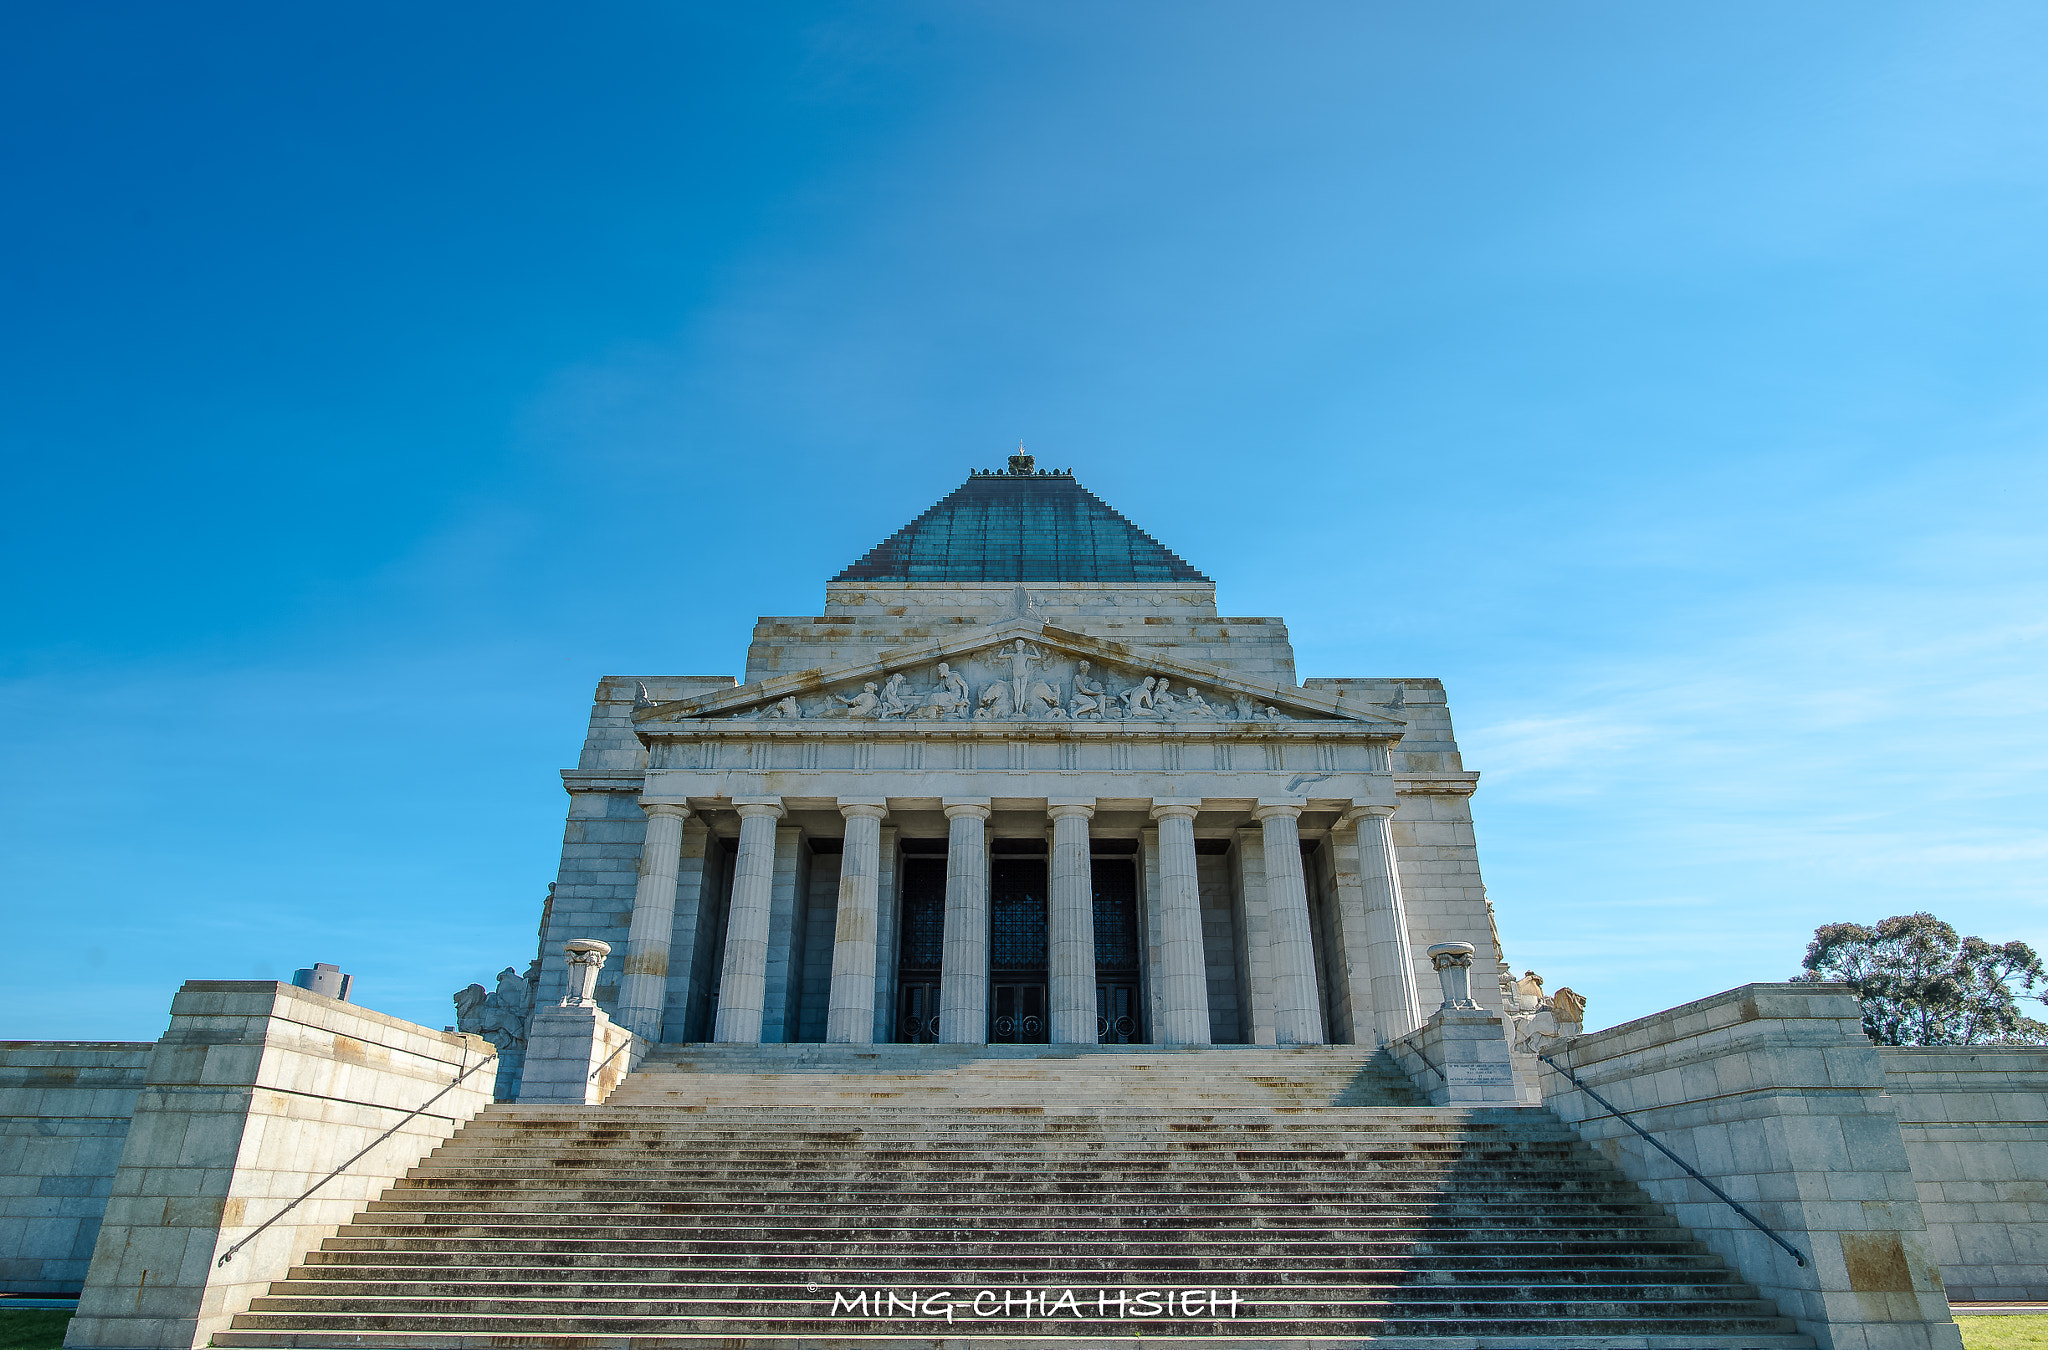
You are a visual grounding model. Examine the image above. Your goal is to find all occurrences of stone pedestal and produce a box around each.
[1388,1005,1519,1106]
[517,1003,646,1105]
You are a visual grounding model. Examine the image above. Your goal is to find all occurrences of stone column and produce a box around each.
[1351,804,1423,1040]
[712,798,783,1044]
[1047,800,1098,1044]
[1149,801,1211,1045]
[826,800,889,1044]
[616,803,689,1042]
[938,799,992,1044]
[1254,802,1325,1045]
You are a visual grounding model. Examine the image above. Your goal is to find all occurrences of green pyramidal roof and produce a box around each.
[834,462,1209,584]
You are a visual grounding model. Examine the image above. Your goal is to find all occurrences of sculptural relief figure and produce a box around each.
[1513,970,1547,1013]
[1121,676,1158,717]
[832,682,882,718]
[1151,678,1182,716]
[1023,675,1066,719]
[1179,687,1218,718]
[1261,705,1289,722]
[876,672,913,719]
[1068,662,1111,720]
[975,680,1015,720]
[1233,694,1262,721]
[745,695,800,720]
[1002,639,1048,712]
[915,662,971,719]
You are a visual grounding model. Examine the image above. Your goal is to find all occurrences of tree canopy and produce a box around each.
[1796,912,2048,1046]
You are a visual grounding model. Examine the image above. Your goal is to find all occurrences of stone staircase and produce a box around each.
[216,1043,1811,1349]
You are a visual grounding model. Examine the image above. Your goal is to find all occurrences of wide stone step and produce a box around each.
[265,1276,1758,1298]
[361,1198,1673,1219]
[298,1249,1746,1273]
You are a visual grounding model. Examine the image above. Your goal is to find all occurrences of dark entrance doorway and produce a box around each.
[894,855,945,1043]
[989,856,1048,1042]
[1093,858,1141,1042]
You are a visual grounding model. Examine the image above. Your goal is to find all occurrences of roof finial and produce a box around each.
[1007,443,1035,475]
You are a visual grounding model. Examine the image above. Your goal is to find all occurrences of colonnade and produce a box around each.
[612,796,1423,1048]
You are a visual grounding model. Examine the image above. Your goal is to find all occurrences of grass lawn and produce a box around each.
[0,1310,71,1350]
[1958,1315,2048,1350]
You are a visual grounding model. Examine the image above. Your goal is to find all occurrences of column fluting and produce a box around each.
[616,802,691,1041]
[1350,805,1423,1041]
[1046,801,1098,1044]
[938,801,992,1045]
[1255,802,1326,1045]
[1149,802,1212,1046]
[826,801,889,1044]
[712,799,784,1044]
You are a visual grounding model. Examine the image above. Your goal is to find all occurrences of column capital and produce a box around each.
[639,801,693,823]
[731,797,785,821]
[1340,803,1397,825]
[1149,799,1201,822]
[1047,800,1096,822]
[943,800,992,821]
[837,800,889,821]
[1251,801,1304,822]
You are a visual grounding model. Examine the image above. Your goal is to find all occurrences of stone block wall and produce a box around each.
[0,1042,152,1295]
[1537,983,1960,1350]
[65,982,496,1350]
[1880,1045,2048,1301]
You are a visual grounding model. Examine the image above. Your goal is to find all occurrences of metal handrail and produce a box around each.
[1538,1051,1806,1267]
[217,1049,494,1267]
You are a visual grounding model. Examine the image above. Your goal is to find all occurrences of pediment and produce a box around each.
[634,621,1402,730]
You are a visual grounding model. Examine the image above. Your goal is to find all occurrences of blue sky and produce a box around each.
[4,3,2045,1041]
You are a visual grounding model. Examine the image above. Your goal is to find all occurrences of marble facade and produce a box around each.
[522,462,1510,1062]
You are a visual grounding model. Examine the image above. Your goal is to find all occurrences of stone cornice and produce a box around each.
[1394,772,1481,796]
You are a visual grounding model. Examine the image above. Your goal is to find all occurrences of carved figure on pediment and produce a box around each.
[1001,639,1048,712]
[876,672,913,719]
[760,695,801,720]
[1121,676,1158,717]
[1232,694,1261,721]
[913,663,971,719]
[831,682,882,718]
[1069,662,1111,720]
[1023,676,1067,719]
[1179,687,1219,718]
[1152,679,1183,716]
[1261,705,1289,722]
[975,680,1015,720]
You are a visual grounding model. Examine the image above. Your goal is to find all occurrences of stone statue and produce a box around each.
[916,662,970,719]
[1121,676,1158,717]
[975,680,1015,719]
[876,672,913,719]
[1180,687,1218,718]
[1151,679,1182,715]
[1002,639,1047,712]
[832,682,881,718]
[633,681,656,708]
[1511,984,1587,1057]
[452,982,487,1033]
[451,965,535,1058]
[1069,662,1110,720]
[1261,706,1290,722]
[1514,970,1546,1012]
[763,695,801,719]
[1232,694,1262,721]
